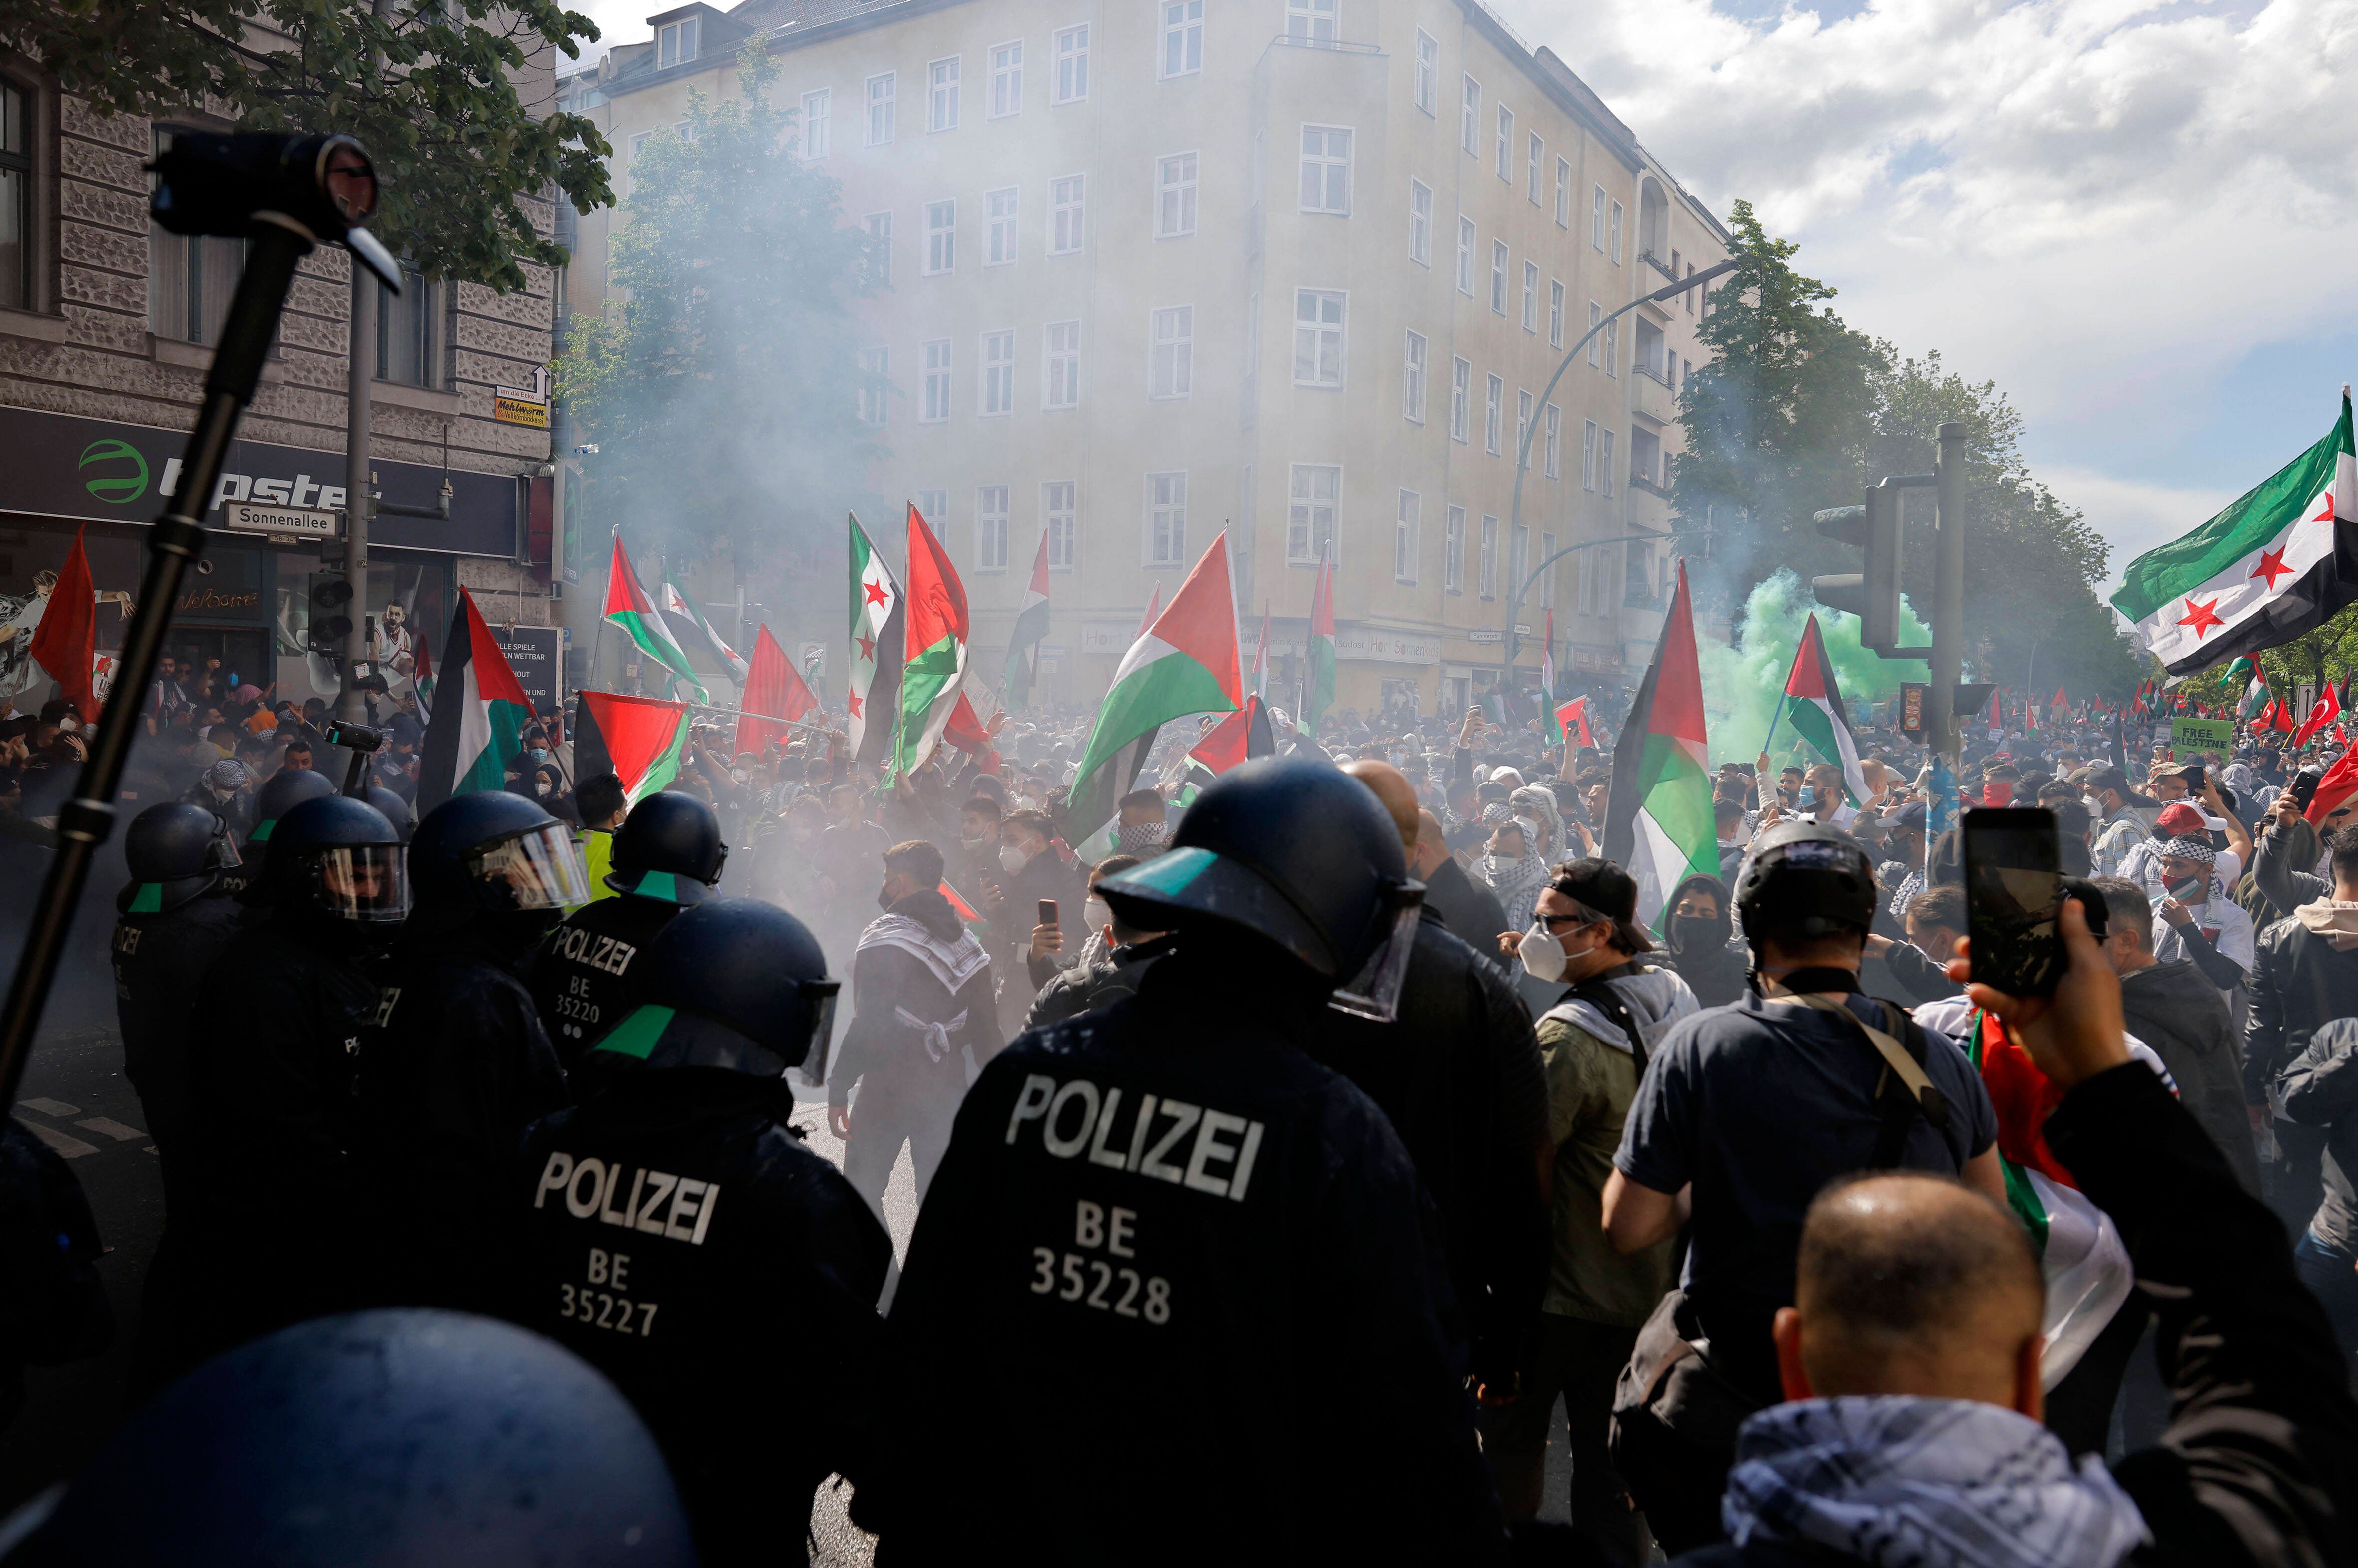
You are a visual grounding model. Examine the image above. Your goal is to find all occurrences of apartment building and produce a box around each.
[0,42,563,719]
[560,0,1726,718]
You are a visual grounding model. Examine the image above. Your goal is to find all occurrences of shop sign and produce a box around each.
[488,623,562,715]
[1333,627,1443,665]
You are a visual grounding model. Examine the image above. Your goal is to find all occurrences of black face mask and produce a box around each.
[877,881,897,912]
[1670,915,1722,953]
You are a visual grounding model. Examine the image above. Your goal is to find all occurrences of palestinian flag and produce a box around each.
[573,689,692,806]
[411,624,435,723]
[1070,532,1243,851]
[1189,694,1274,776]
[1004,527,1052,708]
[735,625,817,756]
[1540,609,1561,743]
[1302,545,1336,738]
[417,589,537,814]
[847,514,904,769]
[2234,661,2270,722]
[2113,393,2358,675]
[659,565,749,685]
[1556,697,1593,748]
[602,535,707,703]
[1600,560,1715,937]
[939,878,991,940]
[1779,613,1868,805]
[895,502,970,777]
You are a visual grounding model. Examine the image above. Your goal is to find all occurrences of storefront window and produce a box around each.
[272,550,451,710]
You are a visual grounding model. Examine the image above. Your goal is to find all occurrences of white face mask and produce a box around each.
[1518,922,1568,982]
[1083,896,1113,934]
[1000,844,1032,876]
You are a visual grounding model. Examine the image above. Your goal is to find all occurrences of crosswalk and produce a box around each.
[13,1098,152,1159]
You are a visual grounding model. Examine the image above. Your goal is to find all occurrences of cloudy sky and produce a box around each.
[570,0,2358,591]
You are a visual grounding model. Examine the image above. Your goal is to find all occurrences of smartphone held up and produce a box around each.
[1961,808,2107,998]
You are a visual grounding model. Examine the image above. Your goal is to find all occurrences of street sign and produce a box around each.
[1467,629,1505,645]
[494,365,552,428]
[224,500,337,539]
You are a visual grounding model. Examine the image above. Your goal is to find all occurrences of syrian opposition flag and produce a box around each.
[1302,545,1336,738]
[573,689,692,806]
[1003,527,1052,708]
[417,589,537,813]
[29,524,97,719]
[602,535,707,703]
[2113,392,2358,675]
[2293,681,2342,749]
[1556,697,1593,748]
[1600,560,1716,936]
[1779,613,1869,805]
[895,502,970,777]
[1069,532,1243,851]
[1539,610,1562,743]
[847,514,904,769]
[735,625,817,756]
[659,565,749,685]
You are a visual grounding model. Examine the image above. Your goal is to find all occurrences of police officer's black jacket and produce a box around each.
[352,919,569,1309]
[856,954,1510,1566]
[528,891,683,1068]
[110,886,249,1165]
[1298,907,1549,1393]
[508,1067,891,1567]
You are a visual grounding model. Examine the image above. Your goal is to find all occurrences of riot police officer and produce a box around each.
[855,759,1508,1564]
[351,791,580,1309]
[181,794,407,1371]
[507,899,891,1567]
[364,783,415,842]
[528,790,724,1072]
[245,762,333,848]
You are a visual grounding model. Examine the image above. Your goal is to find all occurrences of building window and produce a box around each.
[1489,239,1507,314]
[927,56,961,132]
[1582,419,1597,490]
[1495,104,1512,180]
[1403,330,1426,422]
[1478,514,1498,597]
[1044,480,1077,569]
[1516,389,1532,464]
[1555,157,1571,227]
[1527,131,1542,204]
[1586,301,1602,366]
[1601,428,1617,495]
[1547,281,1564,348]
[657,16,698,68]
[1604,316,1619,377]
[858,346,890,426]
[1541,531,1556,606]
[150,128,244,343]
[925,198,955,273]
[1460,75,1479,156]
[1684,260,1696,314]
[1444,506,1466,593]
[1050,174,1085,253]
[990,41,1023,117]
[1483,373,1502,454]
[1162,0,1203,78]
[918,489,948,527]
[1450,356,1470,442]
[1045,320,1081,409]
[976,486,1010,570]
[1394,490,1419,583]
[1298,125,1350,215]
[862,211,891,284]
[1147,471,1188,565]
[1610,199,1624,263]
[1288,465,1338,563]
[1510,523,1528,599]
[1408,180,1432,265]
[1591,184,1606,250]
[1054,25,1089,102]
[1521,261,1537,332]
[1293,288,1344,387]
[867,73,896,145]
[1455,216,1475,295]
[1545,404,1561,478]
[981,329,1015,415]
[1286,0,1337,44]
[1150,305,1193,398]
[1156,151,1198,237]
[377,265,441,387]
[986,186,1018,265]
[802,89,830,157]
[1413,29,1437,114]
[921,338,953,422]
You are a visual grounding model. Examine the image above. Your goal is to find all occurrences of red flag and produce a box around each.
[2294,683,2342,749]
[30,525,97,718]
[2308,743,2358,825]
[1555,696,1593,747]
[734,625,816,756]
[1189,694,1274,775]
[1988,687,2002,728]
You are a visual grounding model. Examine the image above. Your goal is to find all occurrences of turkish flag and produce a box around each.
[29,525,97,719]
[2294,683,2342,749]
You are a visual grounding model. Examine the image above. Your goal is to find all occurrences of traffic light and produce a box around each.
[1812,480,1903,653]
[307,571,354,655]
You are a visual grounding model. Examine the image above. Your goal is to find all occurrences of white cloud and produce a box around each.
[2040,464,2238,592]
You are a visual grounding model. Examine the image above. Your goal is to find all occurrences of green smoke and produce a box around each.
[1696,570,1930,767]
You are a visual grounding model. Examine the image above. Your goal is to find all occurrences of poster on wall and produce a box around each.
[487,624,563,716]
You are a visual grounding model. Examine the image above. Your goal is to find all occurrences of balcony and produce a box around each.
[1633,364,1675,425]
[1624,481,1673,533]
[1639,250,1678,284]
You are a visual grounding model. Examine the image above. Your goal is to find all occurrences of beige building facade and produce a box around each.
[560,0,1726,720]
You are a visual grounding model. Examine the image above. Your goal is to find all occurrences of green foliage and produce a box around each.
[1,0,611,290]
[556,43,876,581]
[1672,200,2140,699]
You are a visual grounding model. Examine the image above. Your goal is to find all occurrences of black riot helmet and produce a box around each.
[247,765,333,845]
[408,791,590,914]
[364,785,415,843]
[1097,757,1424,1020]
[119,801,240,914]
[607,790,726,903]
[245,794,408,921]
[1733,819,1879,949]
[592,898,838,1077]
[16,1309,696,1568]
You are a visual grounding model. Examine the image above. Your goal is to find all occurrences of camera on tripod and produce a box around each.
[150,132,404,290]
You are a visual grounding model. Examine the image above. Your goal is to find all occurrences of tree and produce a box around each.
[1,0,610,289]
[556,44,877,601]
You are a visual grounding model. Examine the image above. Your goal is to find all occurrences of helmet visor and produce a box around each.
[307,845,410,922]
[1328,884,1425,1024]
[204,819,243,871]
[475,822,592,911]
[796,980,841,1076]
